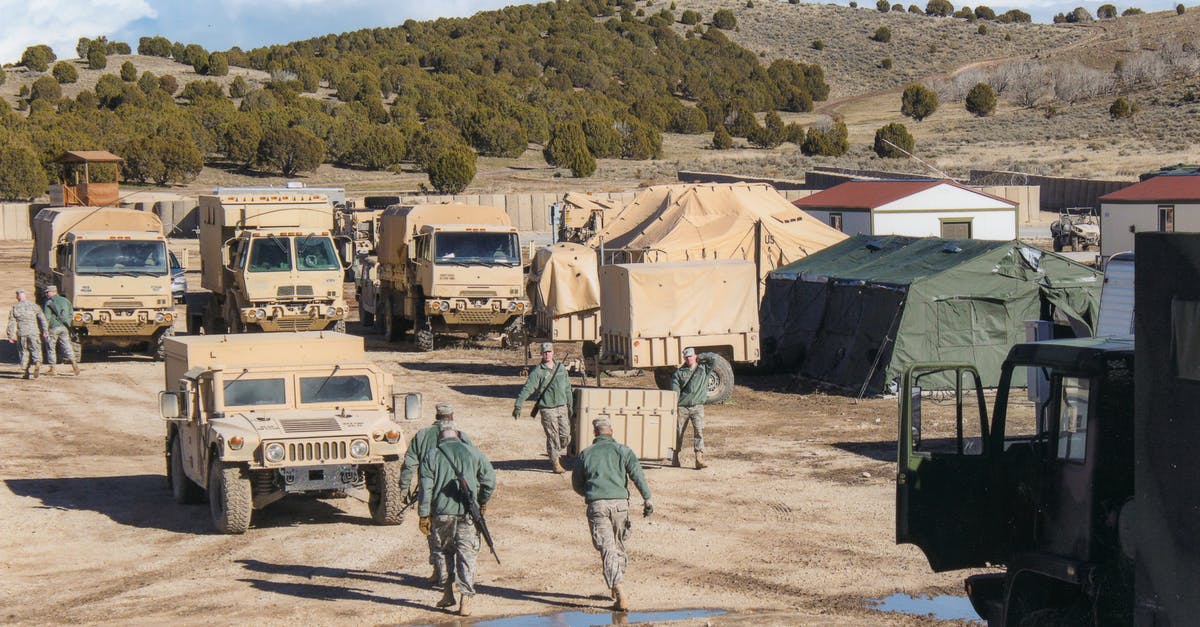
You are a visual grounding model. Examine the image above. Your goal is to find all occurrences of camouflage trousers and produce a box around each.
[15,334,43,369]
[45,327,74,364]
[428,528,447,585]
[539,405,572,464]
[431,514,481,596]
[675,405,705,453]
[587,499,631,588]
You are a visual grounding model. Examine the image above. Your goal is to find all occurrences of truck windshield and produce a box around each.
[75,240,168,276]
[295,236,340,271]
[224,378,286,407]
[299,375,373,403]
[248,237,292,272]
[434,232,520,265]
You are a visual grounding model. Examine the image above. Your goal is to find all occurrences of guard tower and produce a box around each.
[49,150,124,207]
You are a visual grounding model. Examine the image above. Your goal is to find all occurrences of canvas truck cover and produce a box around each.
[561,192,621,228]
[377,204,512,267]
[588,184,847,282]
[198,193,333,230]
[33,207,163,270]
[601,260,758,338]
[530,243,600,317]
[163,331,365,388]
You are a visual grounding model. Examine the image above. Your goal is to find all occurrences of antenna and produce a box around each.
[880,138,952,180]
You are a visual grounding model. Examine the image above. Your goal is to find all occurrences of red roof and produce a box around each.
[1099,174,1200,203]
[793,179,1013,211]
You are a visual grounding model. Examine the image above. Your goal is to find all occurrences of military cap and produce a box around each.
[15,288,26,295]
[435,402,453,417]
[44,285,58,295]
[592,417,612,431]
[540,342,554,353]
[682,347,696,358]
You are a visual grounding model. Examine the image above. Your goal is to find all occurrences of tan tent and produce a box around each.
[586,183,848,286]
[529,242,600,317]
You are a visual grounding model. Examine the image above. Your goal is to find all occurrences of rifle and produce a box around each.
[437,443,500,564]
[529,352,569,417]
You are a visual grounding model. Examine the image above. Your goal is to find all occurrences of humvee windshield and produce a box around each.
[224,378,286,406]
[434,232,520,265]
[299,375,373,403]
[247,237,292,272]
[296,236,340,271]
[75,240,168,276]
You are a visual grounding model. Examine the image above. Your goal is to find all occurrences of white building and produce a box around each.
[793,180,1018,240]
[1098,174,1200,257]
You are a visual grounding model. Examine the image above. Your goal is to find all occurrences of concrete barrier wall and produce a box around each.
[968,170,1131,211]
[0,203,36,240]
[676,170,809,190]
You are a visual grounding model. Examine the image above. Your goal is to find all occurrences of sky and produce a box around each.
[0,0,1189,65]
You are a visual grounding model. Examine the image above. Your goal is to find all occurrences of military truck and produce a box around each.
[158,332,419,533]
[356,203,528,351]
[597,260,760,404]
[31,206,177,358]
[191,192,348,334]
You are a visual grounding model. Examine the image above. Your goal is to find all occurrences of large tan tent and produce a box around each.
[529,242,601,317]
[586,183,848,288]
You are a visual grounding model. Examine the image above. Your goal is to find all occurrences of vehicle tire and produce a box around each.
[153,327,174,361]
[653,367,675,390]
[366,460,406,525]
[384,296,402,342]
[333,319,347,334]
[416,328,435,352]
[700,352,734,405]
[208,457,252,534]
[359,301,374,328]
[225,301,242,334]
[169,433,204,504]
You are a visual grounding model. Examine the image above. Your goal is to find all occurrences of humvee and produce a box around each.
[158,332,419,533]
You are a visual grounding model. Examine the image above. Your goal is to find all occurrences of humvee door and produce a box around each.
[896,364,1005,572]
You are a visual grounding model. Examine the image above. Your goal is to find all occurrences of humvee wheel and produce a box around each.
[701,352,734,405]
[415,329,435,352]
[153,327,174,361]
[169,434,204,504]
[208,457,252,534]
[333,319,347,334]
[366,460,405,525]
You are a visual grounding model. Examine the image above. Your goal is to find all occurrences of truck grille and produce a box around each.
[279,418,341,433]
[276,319,317,331]
[277,285,315,298]
[102,301,143,308]
[288,440,349,462]
[454,310,502,324]
[95,321,150,335]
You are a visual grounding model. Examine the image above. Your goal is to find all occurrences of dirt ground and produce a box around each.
[0,239,982,626]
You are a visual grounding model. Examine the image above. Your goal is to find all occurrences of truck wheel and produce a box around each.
[153,327,174,361]
[653,367,675,390]
[333,319,347,334]
[169,433,204,504]
[208,457,252,534]
[384,297,402,342]
[359,301,374,328]
[366,460,405,525]
[416,329,435,352]
[701,352,734,404]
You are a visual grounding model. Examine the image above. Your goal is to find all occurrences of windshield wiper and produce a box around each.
[309,365,340,402]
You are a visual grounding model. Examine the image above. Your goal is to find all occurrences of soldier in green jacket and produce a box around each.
[571,418,653,612]
[513,342,574,473]
[400,402,473,589]
[671,347,712,469]
[41,285,80,375]
[418,428,496,617]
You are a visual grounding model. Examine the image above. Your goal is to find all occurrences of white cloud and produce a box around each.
[0,0,155,64]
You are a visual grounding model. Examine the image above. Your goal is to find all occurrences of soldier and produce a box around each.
[571,417,653,612]
[671,347,713,469]
[419,428,496,617]
[399,402,473,589]
[41,285,80,376]
[513,342,573,473]
[6,288,49,379]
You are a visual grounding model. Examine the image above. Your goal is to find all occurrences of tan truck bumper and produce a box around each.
[240,303,347,332]
[426,297,528,326]
[72,308,176,337]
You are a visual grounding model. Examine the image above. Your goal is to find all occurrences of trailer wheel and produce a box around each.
[701,353,734,404]
[208,457,252,534]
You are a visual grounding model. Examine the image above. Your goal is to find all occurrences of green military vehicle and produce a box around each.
[158,332,419,533]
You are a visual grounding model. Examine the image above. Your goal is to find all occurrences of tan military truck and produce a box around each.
[158,331,419,533]
[357,203,528,350]
[31,207,178,358]
[598,260,760,404]
[192,192,348,334]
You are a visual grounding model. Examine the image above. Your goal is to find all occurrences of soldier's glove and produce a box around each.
[511,407,521,420]
[643,500,654,518]
[419,516,431,536]
[402,489,416,506]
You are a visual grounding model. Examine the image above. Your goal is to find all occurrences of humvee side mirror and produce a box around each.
[159,391,182,419]
[910,386,922,450]
[392,391,422,421]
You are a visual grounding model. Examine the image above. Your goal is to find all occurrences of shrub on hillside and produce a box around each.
[712,124,734,149]
[712,9,737,29]
[877,0,891,11]
[801,121,849,156]
[978,23,988,34]
[748,111,785,148]
[1176,4,1185,14]
[881,57,894,69]
[149,138,204,185]
[974,5,996,19]
[207,53,229,77]
[0,144,49,201]
[138,36,172,57]
[872,26,892,42]
[997,8,1031,22]
[926,0,954,17]
[94,74,125,108]
[1066,7,1093,22]
[901,84,939,121]
[1121,7,1143,15]
[21,45,55,72]
[581,115,622,158]
[965,82,997,116]
[428,146,477,193]
[1109,97,1136,119]
[681,9,701,24]
[812,39,824,50]
[228,75,249,98]
[107,41,131,55]
[1096,4,1117,18]
[258,126,325,176]
[908,4,922,13]
[120,61,137,82]
[220,115,263,168]
[873,122,915,158]
[669,106,709,134]
[52,62,78,84]
[892,3,905,10]
[620,119,663,160]
[180,80,224,102]
[159,74,178,95]
[87,47,107,70]
[954,7,977,20]
[29,76,61,103]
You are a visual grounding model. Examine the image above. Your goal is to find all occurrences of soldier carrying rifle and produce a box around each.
[513,341,574,473]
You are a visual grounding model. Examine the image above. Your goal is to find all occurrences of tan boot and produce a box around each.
[458,594,473,617]
[612,583,628,612]
[31,364,40,380]
[552,458,566,474]
[695,451,708,470]
[71,361,80,376]
[47,365,56,376]
[436,584,457,608]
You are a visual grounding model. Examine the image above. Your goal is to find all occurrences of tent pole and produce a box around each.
[856,295,907,402]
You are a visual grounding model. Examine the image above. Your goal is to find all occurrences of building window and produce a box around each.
[1158,205,1175,232]
[940,219,972,239]
[829,212,843,232]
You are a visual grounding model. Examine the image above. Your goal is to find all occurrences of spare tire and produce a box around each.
[701,352,734,404]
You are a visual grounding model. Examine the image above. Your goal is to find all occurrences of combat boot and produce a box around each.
[458,594,473,617]
[47,365,56,376]
[70,360,80,376]
[552,458,566,474]
[22,367,30,379]
[670,451,681,467]
[31,364,39,380]
[695,451,708,470]
[429,564,444,588]
[436,584,457,608]
[612,584,629,611]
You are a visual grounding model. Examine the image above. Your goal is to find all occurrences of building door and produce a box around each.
[940,219,972,239]
[1159,205,1175,232]
[829,212,843,232]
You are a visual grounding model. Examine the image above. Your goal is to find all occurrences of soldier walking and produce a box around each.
[418,428,496,617]
[571,417,653,612]
[6,288,49,379]
[671,347,712,469]
[513,342,573,473]
[41,285,80,375]
[399,403,473,589]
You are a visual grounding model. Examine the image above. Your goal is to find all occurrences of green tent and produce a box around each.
[761,235,1102,394]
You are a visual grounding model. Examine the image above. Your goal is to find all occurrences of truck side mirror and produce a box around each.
[392,391,422,421]
[910,386,922,450]
[159,391,182,419]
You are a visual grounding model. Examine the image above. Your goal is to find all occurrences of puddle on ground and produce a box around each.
[869,593,982,622]
[418,608,727,627]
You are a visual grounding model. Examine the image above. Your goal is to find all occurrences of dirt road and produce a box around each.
[0,240,977,626]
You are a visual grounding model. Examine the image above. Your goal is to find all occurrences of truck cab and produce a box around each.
[159,332,418,533]
[896,337,1134,625]
[222,229,347,332]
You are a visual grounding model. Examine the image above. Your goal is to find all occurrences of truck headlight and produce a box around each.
[82,312,93,323]
[507,301,518,312]
[264,442,286,463]
[326,306,337,317]
[256,308,267,319]
[350,439,370,458]
[155,312,166,322]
